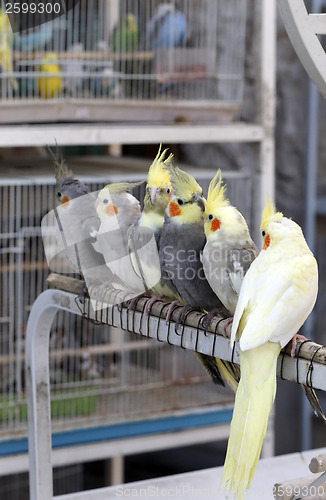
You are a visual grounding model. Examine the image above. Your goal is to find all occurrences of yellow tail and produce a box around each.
[221,342,281,499]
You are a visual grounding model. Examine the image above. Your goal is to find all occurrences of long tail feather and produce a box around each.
[221,342,281,499]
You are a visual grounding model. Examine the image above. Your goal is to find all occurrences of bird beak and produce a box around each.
[193,192,205,212]
[150,186,160,204]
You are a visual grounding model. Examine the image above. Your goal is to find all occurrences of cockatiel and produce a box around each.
[51,152,114,290]
[128,145,178,308]
[96,182,146,295]
[202,170,258,316]
[202,171,324,421]
[221,200,318,499]
[159,166,239,389]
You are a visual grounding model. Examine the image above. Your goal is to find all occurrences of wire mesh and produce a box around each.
[0,164,251,441]
[0,0,247,122]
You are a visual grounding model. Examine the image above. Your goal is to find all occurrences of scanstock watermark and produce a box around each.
[3,0,80,32]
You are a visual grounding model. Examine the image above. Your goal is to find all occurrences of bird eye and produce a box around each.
[57,192,62,199]
[262,230,266,237]
[166,188,171,194]
[177,198,184,205]
[208,214,214,221]
[102,198,109,204]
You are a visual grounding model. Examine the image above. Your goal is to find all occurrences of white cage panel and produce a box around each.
[0,0,247,123]
[0,163,252,440]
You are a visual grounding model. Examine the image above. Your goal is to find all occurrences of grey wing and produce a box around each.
[161,221,221,310]
[127,224,161,291]
[227,241,258,296]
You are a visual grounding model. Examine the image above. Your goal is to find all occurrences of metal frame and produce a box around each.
[25,289,234,500]
[25,288,326,500]
[277,0,326,99]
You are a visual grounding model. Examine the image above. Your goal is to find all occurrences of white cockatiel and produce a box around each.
[95,182,146,294]
[221,200,318,499]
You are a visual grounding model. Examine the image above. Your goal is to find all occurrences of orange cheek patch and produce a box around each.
[263,234,270,250]
[105,204,119,216]
[169,201,182,217]
[211,218,221,232]
[61,195,70,207]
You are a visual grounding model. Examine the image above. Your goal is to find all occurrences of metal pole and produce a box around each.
[301,0,323,453]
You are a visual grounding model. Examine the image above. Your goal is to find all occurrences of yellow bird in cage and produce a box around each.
[0,8,17,92]
[37,53,62,98]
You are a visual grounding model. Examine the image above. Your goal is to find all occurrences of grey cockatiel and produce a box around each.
[159,165,239,390]
[52,154,114,290]
[202,170,258,316]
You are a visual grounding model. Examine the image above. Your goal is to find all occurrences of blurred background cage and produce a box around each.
[0,0,247,123]
[0,160,253,449]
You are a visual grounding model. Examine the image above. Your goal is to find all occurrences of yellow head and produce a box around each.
[143,145,173,216]
[126,13,137,31]
[167,166,205,224]
[260,198,303,250]
[204,170,249,239]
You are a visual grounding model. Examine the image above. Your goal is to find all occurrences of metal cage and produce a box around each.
[0,0,247,123]
[0,160,252,442]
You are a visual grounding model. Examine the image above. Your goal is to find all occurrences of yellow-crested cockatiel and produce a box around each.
[128,145,183,312]
[203,171,325,421]
[202,170,258,316]
[128,145,177,300]
[159,165,240,390]
[221,200,318,499]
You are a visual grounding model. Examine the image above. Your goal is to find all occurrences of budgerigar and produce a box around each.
[202,170,258,316]
[112,13,138,52]
[159,165,239,390]
[144,4,187,50]
[221,200,318,499]
[37,53,62,98]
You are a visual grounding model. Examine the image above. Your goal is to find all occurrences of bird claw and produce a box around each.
[175,305,193,333]
[290,333,307,358]
[144,295,165,316]
[165,300,184,324]
[201,308,223,331]
[127,292,149,311]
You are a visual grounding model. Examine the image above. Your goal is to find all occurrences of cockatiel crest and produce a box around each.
[204,170,250,241]
[169,165,202,200]
[48,144,73,183]
[260,198,283,230]
[143,145,173,217]
[259,198,302,251]
[147,144,172,188]
[205,169,229,214]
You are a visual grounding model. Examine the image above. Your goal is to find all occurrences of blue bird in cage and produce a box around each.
[145,3,187,50]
